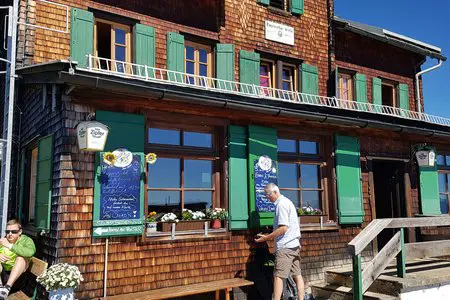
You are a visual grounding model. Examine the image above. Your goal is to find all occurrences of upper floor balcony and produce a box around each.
[76,54,450,129]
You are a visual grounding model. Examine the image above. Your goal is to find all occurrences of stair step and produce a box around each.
[311,283,398,300]
[325,270,403,296]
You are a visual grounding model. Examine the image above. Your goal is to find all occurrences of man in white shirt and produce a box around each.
[255,183,305,300]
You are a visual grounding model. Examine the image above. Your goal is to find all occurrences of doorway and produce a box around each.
[372,160,406,251]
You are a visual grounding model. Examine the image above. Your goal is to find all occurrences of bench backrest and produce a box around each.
[29,257,47,277]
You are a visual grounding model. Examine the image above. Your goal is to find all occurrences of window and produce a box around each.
[382,80,397,107]
[437,153,450,214]
[95,19,131,72]
[277,137,326,211]
[260,59,299,98]
[338,73,354,101]
[185,42,213,86]
[146,126,221,217]
[270,0,289,11]
[282,65,295,92]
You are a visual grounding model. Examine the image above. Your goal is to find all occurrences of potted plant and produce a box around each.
[206,208,228,229]
[297,205,325,224]
[146,211,158,234]
[37,263,84,300]
[158,212,179,232]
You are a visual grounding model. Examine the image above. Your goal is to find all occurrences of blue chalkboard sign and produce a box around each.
[254,159,278,212]
[93,152,144,238]
[99,155,141,220]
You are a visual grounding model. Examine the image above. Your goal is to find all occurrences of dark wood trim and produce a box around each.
[367,159,379,254]
[403,163,416,243]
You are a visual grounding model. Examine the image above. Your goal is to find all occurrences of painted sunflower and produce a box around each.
[103,152,117,165]
[145,153,157,164]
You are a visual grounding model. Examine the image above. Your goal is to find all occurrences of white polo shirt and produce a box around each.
[273,194,301,251]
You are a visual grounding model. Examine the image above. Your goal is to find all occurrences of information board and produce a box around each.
[254,158,278,212]
[93,152,144,238]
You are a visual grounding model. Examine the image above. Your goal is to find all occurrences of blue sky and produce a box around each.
[335,0,450,118]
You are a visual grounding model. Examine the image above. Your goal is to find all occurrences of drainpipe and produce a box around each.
[415,59,443,114]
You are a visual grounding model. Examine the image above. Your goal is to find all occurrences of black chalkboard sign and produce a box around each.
[254,159,278,212]
[99,155,141,221]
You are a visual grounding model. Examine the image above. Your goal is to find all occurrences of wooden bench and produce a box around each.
[106,278,254,300]
[7,257,48,300]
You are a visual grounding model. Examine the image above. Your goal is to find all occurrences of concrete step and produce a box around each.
[311,283,398,300]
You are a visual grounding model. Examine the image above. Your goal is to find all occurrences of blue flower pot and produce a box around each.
[49,288,74,300]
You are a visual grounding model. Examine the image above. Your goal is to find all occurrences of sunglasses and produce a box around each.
[5,230,19,234]
[265,191,274,197]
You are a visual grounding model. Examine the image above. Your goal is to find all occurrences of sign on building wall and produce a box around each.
[254,156,278,212]
[265,20,295,46]
[93,150,144,237]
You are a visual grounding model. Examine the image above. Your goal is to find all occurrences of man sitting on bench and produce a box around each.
[0,219,36,299]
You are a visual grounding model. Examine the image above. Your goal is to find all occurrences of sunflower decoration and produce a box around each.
[103,152,117,166]
[145,153,157,164]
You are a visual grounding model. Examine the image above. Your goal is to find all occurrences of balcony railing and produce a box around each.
[83,55,450,127]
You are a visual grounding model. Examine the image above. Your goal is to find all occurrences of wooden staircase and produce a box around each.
[311,258,450,300]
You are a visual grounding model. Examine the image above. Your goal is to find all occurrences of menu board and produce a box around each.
[93,151,144,238]
[254,158,278,212]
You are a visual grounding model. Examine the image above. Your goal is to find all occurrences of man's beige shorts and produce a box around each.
[274,247,301,279]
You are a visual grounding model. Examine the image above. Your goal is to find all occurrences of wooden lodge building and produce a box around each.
[1,0,450,299]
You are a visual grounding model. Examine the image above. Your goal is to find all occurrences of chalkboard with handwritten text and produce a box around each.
[93,152,144,238]
[254,159,278,212]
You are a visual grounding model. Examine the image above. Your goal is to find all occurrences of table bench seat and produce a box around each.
[106,278,254,300]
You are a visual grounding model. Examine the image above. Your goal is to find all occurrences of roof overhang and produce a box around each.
[333,16,446,61]
[16,61,450,139]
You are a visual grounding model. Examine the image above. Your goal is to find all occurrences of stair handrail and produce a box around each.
[347,216,450,300]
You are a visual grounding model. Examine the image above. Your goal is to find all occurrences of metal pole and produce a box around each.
[103,238,109,298]
[1,0,19,233]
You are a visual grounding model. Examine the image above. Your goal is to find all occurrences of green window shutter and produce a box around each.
[248,125,277,228]
[301,63,319,95]
[228,126,249,229]
[257,0,270,6]
[216,44,235,90]
[398,83,409,116]
[335,135,364,224]
[35,135,53,230]
[166,32,185,82]
[291,0,304,15]
[70,8,94,68]
[96,111,145,152]
[355,73,368,103]
[419,162,440,215]
[372,77,382,113]
[18,150,26,223]
[133,24,155,77]
[239,50,260,93]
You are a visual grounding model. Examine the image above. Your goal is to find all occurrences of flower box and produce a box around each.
[158,220,210,232]
[299,215,326,224]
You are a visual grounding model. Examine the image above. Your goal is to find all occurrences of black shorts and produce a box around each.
[1,269,34,297]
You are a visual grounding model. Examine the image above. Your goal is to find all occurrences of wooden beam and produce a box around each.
[387,217,450,228]
[361,231,401,293]
[348,219,392,255]
[405,240,450,260]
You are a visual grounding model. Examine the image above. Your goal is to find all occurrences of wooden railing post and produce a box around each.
[353,254,362,300]
[396,228,406,278]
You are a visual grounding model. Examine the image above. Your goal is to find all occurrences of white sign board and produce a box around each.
[265,20,294,46]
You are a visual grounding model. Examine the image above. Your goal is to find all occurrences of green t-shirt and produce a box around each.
[0,246,17,271]
[0,235,36,271]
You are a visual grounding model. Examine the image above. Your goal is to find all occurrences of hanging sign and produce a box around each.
[254,155,278,212]
[416,149,436,167]
[93,151,144,237]
[77,121,109,152]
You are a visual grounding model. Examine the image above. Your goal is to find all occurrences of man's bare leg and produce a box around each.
[6,256,28,287]
[273,276,283,300]
[293,274,305,300]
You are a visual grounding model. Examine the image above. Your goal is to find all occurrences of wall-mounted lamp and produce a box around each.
[415,149,436,167]
[76,121,109,151]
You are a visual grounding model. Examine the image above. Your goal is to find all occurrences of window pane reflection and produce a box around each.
[278,163,298,188]
[184,160,212,188]
[301,165,319,188]
[439,174,447,193]
[184,191,212,210]
[148,191,181,209]
[282,190,299,208]
[148,158,180,188]
[186,46,194,60]
[115,28,125,44]
[302,191,320,209]
[437,155,445,166]
[184,132,212,148]
[440,194,449,214]
[278,139,296,153]
[148,128,180,145]
[300,141,318,154]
